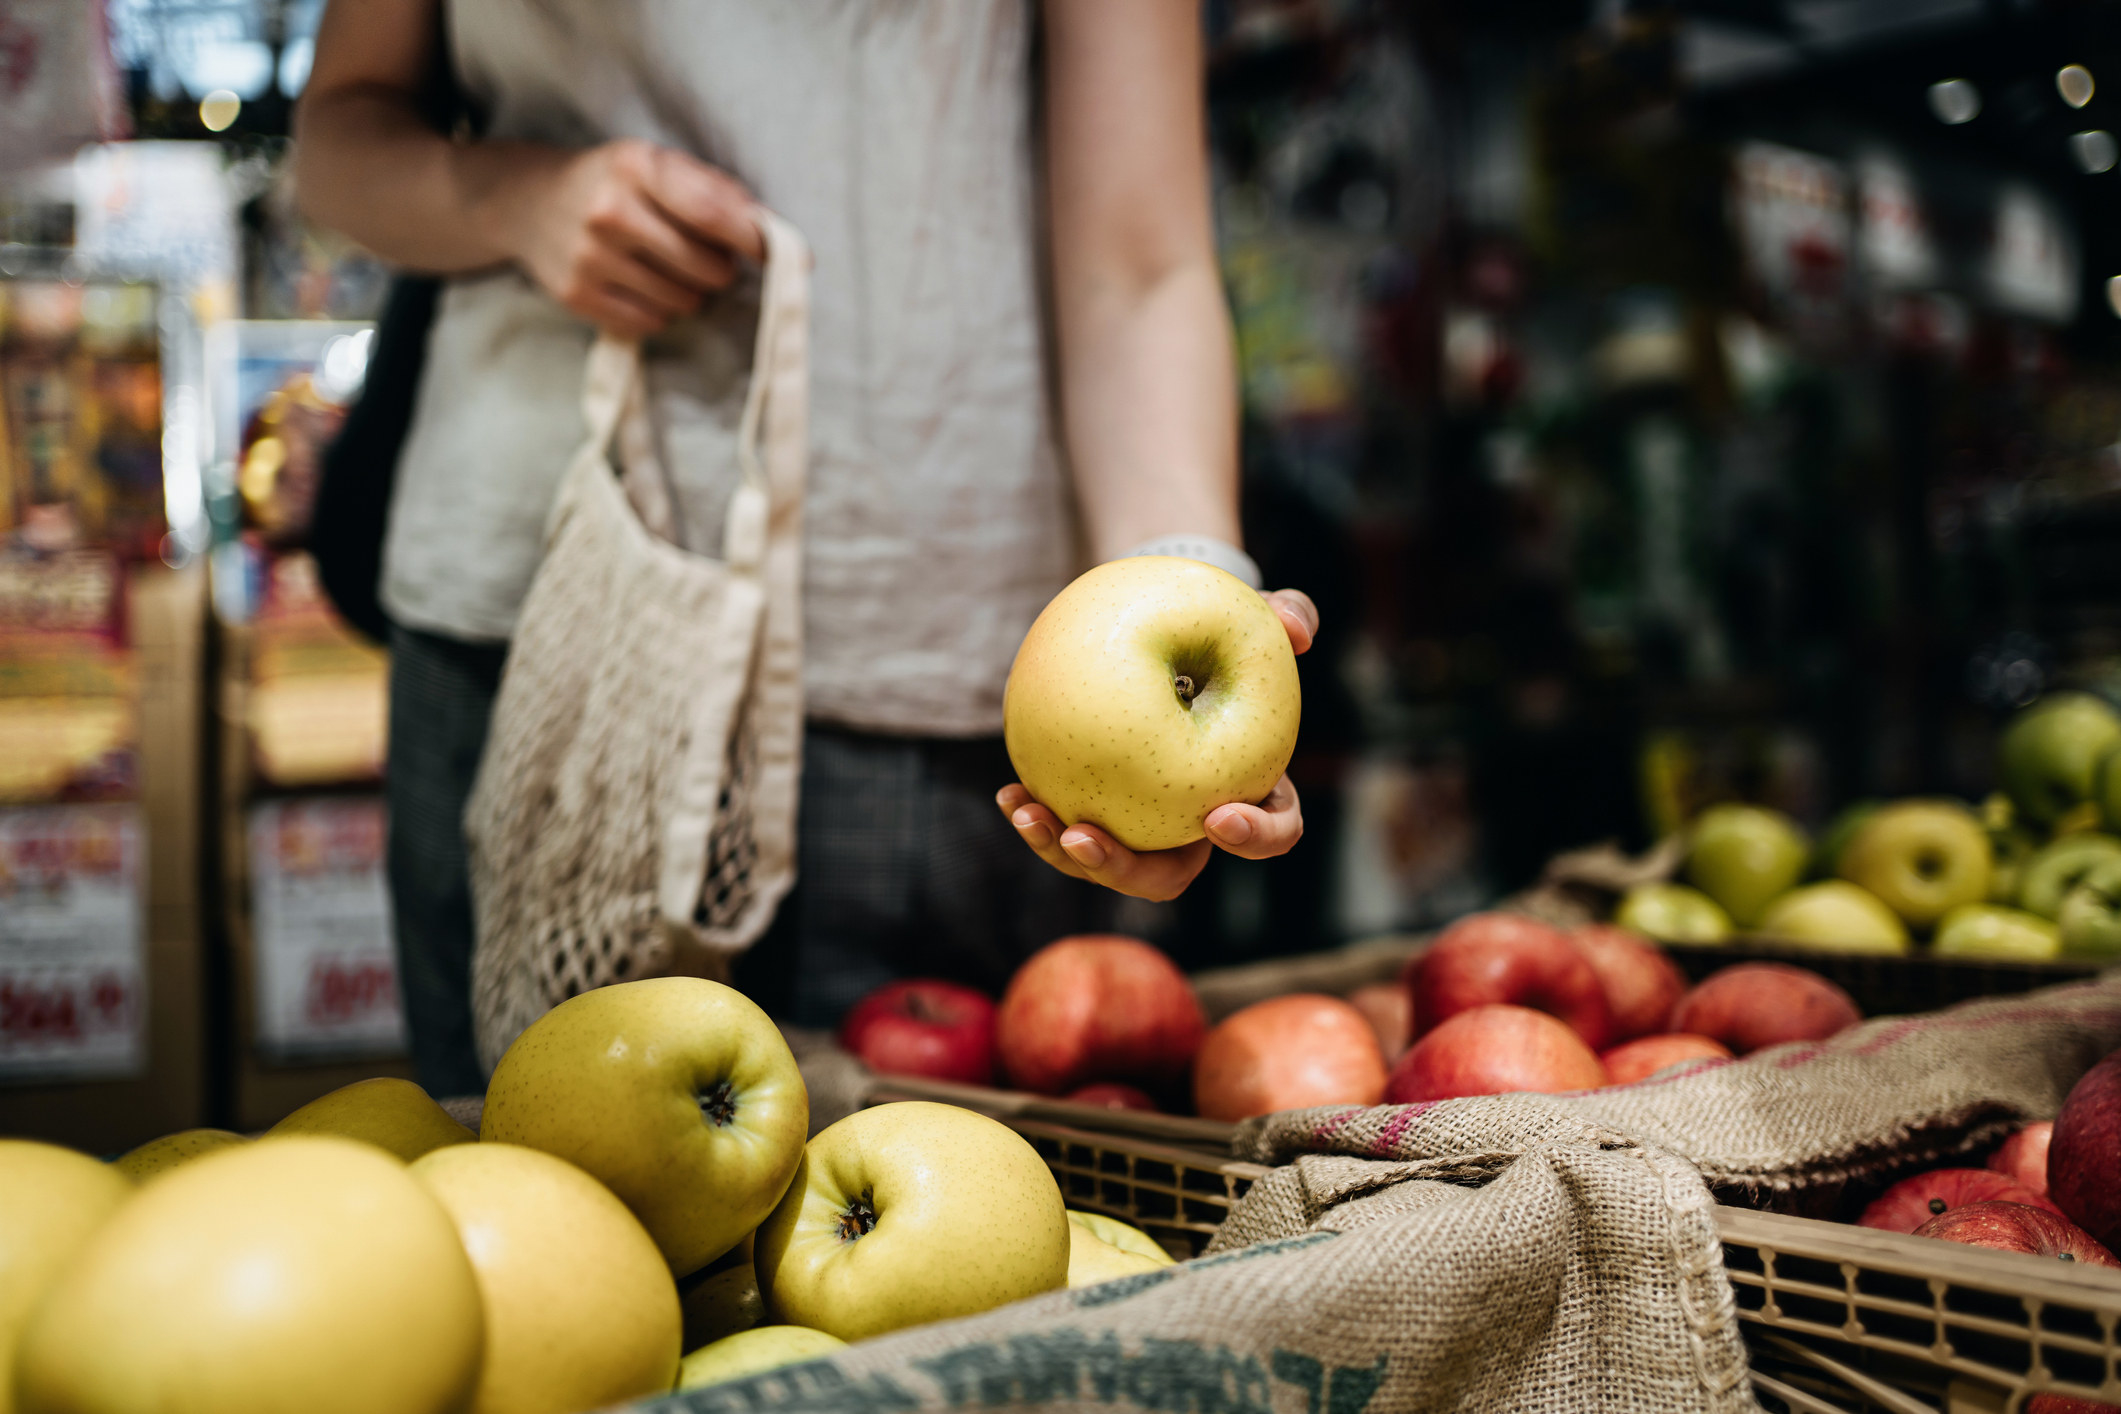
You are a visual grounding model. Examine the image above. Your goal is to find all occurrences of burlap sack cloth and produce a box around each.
[632,971,2121,1414]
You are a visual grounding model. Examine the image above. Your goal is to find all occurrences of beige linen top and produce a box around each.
[381,0,1076,735]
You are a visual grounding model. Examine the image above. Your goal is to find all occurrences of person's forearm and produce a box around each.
[291,88,557,274]
[1055,257,1242,564]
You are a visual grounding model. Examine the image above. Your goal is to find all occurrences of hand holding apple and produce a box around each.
[997,562,1315,902]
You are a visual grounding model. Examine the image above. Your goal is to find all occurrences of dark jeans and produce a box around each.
[385,625,1115,1091]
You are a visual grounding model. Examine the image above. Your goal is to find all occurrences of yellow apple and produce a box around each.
[113,1129,250,1182]
[267,1076,475,1161]
[411,1142,679,1414]
[0,1142,132,1414]
[1684,804,1809,928]
[676,1327,845,1391]
[1613,881,1732,944]
[1754,881,1910,954]
[1068,1210,1174,1265]
[1066,1224,1167,1288]
[15,1136,482,1414]
[755,1101,1069,1342]
[1835,799,1992,928]
[1003,557,1300,853]
[481,977,808,1277]
[1932,903,2062,961]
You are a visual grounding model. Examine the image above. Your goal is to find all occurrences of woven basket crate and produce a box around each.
[950,1109,2121,1414]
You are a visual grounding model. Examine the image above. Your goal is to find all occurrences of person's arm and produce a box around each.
[997,0,1315,903]
[293,0,762,338]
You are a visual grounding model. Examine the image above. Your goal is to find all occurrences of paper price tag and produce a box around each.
[249,796,405,1061]
[0,805,146,1082]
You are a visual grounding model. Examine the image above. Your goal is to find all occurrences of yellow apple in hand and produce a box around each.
[481,978,808,1276]
[1,1142,133,1414]
[755,1101,1069,1342]
[15,1137,482,1414]
[268,1076,475,1162]
[412,1143,679,1414]
[1004,557,1300,853]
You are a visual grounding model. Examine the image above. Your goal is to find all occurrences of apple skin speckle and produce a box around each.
[1002,558,1301,852]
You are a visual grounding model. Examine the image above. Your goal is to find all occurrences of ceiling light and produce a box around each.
[198,89,241,132]
[2059,65,2095,109]
[1929,79,1981,125]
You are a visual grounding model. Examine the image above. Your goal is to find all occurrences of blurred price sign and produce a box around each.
[0,805,146,1082]
[248,796,406,1061]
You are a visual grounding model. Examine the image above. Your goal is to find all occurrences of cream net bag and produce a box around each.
[466,214,809,1071]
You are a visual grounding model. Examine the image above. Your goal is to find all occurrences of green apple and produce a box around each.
[1812,800,1881,878]
[481,978,808,1277]
[1755,881,1910,954]
[676,1327,845,1391]
[1999,692,2121,826]
[2058,856,2121,958]
[1684,804,1810,928]
[1003,557,1300,853]
[1069,1211,1174,1265]
[2016,833,2121,919]
[1613,882,1732,944]
[267,1077,475,1163]
[755,1101,1069,1342]
[1835,800,1992,929]
[1932,903,2062,961]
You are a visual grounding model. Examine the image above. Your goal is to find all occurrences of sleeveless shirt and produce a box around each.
[381,0,1076,736]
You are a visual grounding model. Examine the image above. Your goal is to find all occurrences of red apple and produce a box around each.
[1385,1003,1609,1104]
[1600,1033,1733,1087]
[1404,912,1615,1050]
[1346,981,1413,1063]
[1857,1168,2065,1233]
[1669,961,1861,1056]
[1064,1083,1160,1112]
[1570,924,1687,1043]
[995,935,1206,1095]
[1911,1200,2119,1266]
[2026,1397,2121,1414]
[837,979,997,1085]
[1192,994,1388,1123]
[2051,1049,2121,1252]
[1989,1121,2054,1199]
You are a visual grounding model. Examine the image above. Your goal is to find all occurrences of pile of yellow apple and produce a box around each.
[1,979,1176,1414]
[1615,692,2121,961]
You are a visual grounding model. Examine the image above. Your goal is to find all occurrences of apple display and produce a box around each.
[1999,692,2121,826]
[1384,1004,1608,1104]
[1755,881,1910,955]
[677,1326,846,1392]
[113,1128,249,1183]
[1684,803,1810,928]
[1,1141,133,1410]
[1404,912,1614,1050]
[1933,904,2062,961]
[1569,924,1686,1042]
[1065,1083,1161,1111]
[266,1076,476,1162]
[411,1142,680,1414]
[1989,1122,2054,1198]
[837,979,997,1086]
[1345,981,1413,1063]
[2018,833,2121,919]
[1002,556,1300,852]
[2057,857,2121,958]
[995,935,1205,1096]
[1670,962,1861,1056]
[1613,882,1732,944]
[1836,800,1993,928]
[2049,1049,2121,1251]
[1600,1033,1732,1086]
[1910,1200,2118,1266]
[1191,994,1388,1122]
[481,977,809,1276]
[755,1101,1069,1342]
[1856,1167,2062,1233]
[14,1137,482,1414]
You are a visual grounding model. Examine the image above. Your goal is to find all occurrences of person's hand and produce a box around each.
[500,138,765,339]
[996,587,1318,902]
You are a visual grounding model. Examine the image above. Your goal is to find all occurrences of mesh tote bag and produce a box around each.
[466,213,809,1070]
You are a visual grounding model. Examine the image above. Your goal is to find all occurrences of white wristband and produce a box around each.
[1116,535,1262,590]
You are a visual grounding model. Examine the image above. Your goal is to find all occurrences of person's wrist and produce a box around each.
[1113,534,1261,590]
[461,139,567,269]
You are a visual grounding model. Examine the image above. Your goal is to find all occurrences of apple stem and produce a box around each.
[1173,674,1198,704]
[837,1193,877,1243]
[697,1080,738,1128]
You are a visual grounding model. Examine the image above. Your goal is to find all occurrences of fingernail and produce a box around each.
[1012,808,1037,829]
[1208,811,1253,845]
[1013,812,1053,849]
[1061,832,1106,869]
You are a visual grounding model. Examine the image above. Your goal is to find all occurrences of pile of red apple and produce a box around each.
[839,913,1872,1121]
